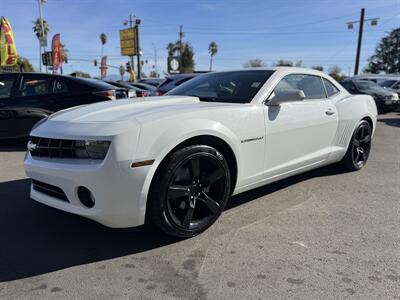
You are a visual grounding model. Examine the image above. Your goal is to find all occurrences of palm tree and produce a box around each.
[61,43,69,64]
[208,41,218,71]
[100,33,107,57]
[32,18,50,38]
[119,65,125,81]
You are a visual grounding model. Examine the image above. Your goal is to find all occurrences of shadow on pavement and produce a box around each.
[0,164,347,282]
[0,139,28,152]
[378,117,400,128]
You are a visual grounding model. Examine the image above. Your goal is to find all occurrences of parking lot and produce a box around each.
[0,113,399,299]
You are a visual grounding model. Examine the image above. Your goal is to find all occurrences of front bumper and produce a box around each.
[24,120,151,228]
[25,151,150,228]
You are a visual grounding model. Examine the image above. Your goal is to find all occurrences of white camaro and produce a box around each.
[24,68,377,237]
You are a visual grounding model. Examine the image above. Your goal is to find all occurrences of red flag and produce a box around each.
[51,34,62,70]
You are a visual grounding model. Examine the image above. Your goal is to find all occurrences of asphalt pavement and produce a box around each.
[0,113,399,299]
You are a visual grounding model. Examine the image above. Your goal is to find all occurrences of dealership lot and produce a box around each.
[0,113,399,299]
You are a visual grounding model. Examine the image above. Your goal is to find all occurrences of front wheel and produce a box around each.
[147,145,231,237]
[340,120,372,171]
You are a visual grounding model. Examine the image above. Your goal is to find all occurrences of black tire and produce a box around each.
[340,120,372,171]
[147,145,231,237]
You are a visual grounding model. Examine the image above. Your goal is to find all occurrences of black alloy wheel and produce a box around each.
[147,145,231,237]
[341,120,372,171]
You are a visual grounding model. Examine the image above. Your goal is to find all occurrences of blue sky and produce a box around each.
[2,0,400,77]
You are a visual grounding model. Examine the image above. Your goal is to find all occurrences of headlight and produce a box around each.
[75,140,111,159]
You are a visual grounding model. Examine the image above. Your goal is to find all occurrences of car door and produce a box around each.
[0,73,19,139]
[10,74,54,138]
[263,74,338,177]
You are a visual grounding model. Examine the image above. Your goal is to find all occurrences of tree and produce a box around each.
[312,66,324,71]
[208,41,218,71]
[0,56,35,72]
[365,28,400,74]
[100,33,107,57]
[61,43,69,64]
[119,65,125,80]
[243,59,265,68]
[32,18,50,38]
[329,65,344,81]
[166,41,195,73]
[275,59,293,67]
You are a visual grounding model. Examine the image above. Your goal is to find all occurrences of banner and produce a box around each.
[100,56,107,79]
[0,17,18,66]
[51,33,62,70]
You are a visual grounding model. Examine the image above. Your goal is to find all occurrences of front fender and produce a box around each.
[135,118,242,225]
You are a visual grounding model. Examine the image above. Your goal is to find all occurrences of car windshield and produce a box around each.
[166,71,274,103]
[354,81,384,92]
[380,80,397,88]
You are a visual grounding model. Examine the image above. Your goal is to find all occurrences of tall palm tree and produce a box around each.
[119,65,125,81]
[208,41,218,71]
[32,18,50,38]
[100,33,107,57]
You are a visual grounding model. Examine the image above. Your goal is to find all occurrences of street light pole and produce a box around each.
[37,0,48,73]
[135,19,141,80]
[347,8,379,75]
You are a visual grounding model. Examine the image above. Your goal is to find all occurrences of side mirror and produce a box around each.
[267,89,306,106]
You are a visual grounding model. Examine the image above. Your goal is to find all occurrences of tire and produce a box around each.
[340,120,372,171]
[147,145,231,238]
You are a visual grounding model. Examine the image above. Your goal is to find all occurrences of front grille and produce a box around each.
[32,179,69,202]
[29,136,78,158]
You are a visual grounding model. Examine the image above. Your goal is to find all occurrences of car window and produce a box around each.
[323,78,340,97]
[0,77,16,99]
[167,71,274,103]
[393,82,400,89]
[175,76,195,86]
[274,74,326,100]
[53,79,69,94]
[380,80,397,88]
[18,76,52,97]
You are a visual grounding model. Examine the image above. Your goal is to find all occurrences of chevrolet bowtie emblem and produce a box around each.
[27,140,38,151]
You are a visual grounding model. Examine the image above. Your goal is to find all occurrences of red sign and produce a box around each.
[100,56,107,79]
[51,34,62,70]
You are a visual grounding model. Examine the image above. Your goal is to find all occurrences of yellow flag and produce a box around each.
[0,17,18,66]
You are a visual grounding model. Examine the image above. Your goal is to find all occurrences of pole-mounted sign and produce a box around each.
[168,56,181,74]
[120,28,137,56]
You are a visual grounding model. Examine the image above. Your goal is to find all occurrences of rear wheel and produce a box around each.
[340,120,372,171]
[147,145,231,237]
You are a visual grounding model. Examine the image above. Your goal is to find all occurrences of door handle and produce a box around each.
[325,109,335,116]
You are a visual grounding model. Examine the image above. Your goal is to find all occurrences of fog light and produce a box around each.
[77,186,95,208]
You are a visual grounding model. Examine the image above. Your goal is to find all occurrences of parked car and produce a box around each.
[0,73,125,140]
[379,79,400,96]
[25,67,377,237]
[126,82,159,96]
[138,78,164,87]
[104,80,149,98]
[156,74,198,95]
[341,79,399,113]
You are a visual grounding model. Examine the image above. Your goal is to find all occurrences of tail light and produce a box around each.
[93,90,116,100]
[136,91,149,97]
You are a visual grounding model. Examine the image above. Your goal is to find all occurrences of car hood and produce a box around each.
[49,96,207,123]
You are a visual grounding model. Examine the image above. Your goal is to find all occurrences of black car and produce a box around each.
[105,81,150,97]
[138,78,164,87]
[156,74,199,95]
[126,82,158,96]
[341,80,399,113]
[0,73,125,140]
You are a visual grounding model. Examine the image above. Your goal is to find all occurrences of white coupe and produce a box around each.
[24,68,377,237]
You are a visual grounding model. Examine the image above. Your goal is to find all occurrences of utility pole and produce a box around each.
[135,19,141,80]
[179,25,184,56]
[37,0,46,72]
[347,8,379,75]
[152,42,158,77]
[126,14,135,80]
